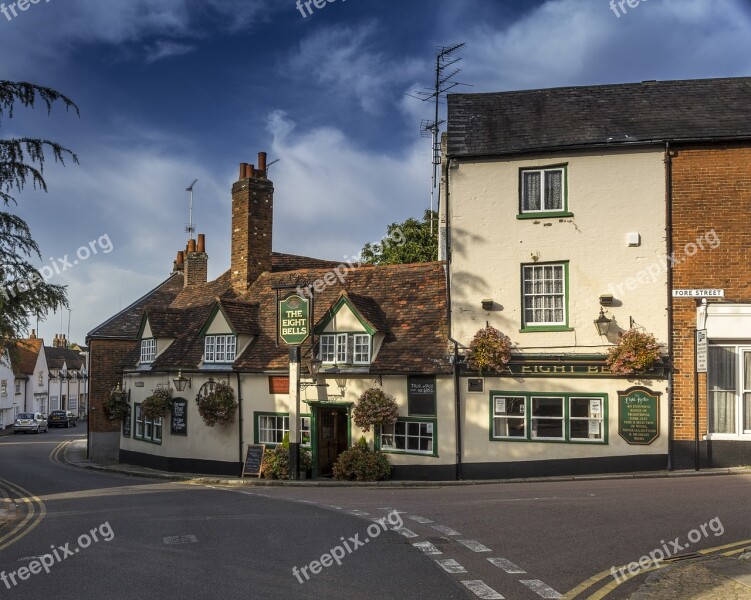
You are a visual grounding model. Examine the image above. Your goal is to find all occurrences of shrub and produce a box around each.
[196,380,238,426]
[142,386,172,421]
[352,388,398,433]
[103,387,129,421]
[332,437,392,481]
[261,435,313,479]
[467,326,512,374]
[607,329,663,375]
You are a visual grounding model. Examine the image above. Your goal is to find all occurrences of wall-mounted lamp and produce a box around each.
[111,382,126,403]
[335,377,348,395]
[301,357,327,391]
[481,299,494,311]
[173,370,192,392]
[594,308,612,336]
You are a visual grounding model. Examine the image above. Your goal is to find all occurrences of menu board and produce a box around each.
[242,445,266,478]
[171,398,188,436]
[122,405,131,437]
[619,388,660,445]
[408,376,436,416]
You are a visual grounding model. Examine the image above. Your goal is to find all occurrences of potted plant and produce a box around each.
[196,380,238,426]
[142,385,172,421]
[333,437,392,481]
[352,388,398,432]
[606,329,663,375]
[466,325,512,374]
[103,386,129,421]
[260,433,313,479]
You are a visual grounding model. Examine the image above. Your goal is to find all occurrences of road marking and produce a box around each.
[413,541,442,555]
[0,477,46,551]
[488,557,526,573]
[458,539,492,552]
[435,558,467,573]
[520,580,562,598]
[395,527,418,538]
[163,535,198,545]
[432,524,461,536]
[408,515,433,524]
[461,580,504,599]
[349,510,369,515]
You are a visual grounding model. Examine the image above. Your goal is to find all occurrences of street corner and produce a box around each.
[628,554,751,600]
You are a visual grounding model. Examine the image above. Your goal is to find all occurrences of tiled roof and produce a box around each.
[45,347,84,370]
[271,252,341,272]
[218,300,260,336]
[11,338,42,376]
[87,273,184,339]
[448,77,751,157]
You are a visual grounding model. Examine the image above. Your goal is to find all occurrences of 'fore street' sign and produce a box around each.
[279,294,310,345]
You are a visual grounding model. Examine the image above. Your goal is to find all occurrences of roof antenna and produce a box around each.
[185,179,198,240]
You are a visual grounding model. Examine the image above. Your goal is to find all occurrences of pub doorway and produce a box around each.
[315,406,350,477]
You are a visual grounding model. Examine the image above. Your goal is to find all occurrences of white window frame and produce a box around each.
[0,380,6,396]
[336,333,348,364]
[491,395,526,439]
[707,344,751,439]
[522,263,567,327]
[353,334,371,364]
[257,414,311,446]
[140,338,156,363]
[380,419,435,455]
[569,397,604,442]
[531,396,565,441]
[319,335,336,363]
[134,402,161,443]
[204,335,237,363]
[69,395,78,411]
[521,167,565,214]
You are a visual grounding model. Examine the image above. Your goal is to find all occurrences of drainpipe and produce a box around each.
[236,371,244,473]
[444,155,463,481]
[665,141,674,470]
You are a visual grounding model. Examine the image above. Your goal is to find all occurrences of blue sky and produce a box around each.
[2,0,751,343]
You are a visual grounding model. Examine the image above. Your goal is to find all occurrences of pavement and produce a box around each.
[19,432,751,599]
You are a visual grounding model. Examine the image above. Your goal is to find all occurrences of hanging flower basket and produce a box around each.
[606,329,663,375]
[142,386,172,421]
[103,388,129,421]
[196,380,238,427]
[467,326,512,374]
[352,388,398,433]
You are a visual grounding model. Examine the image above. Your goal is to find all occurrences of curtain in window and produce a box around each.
[544,170,563,210]
[708,346,736,433]
[745,352,751,432]
[523,172,541,210]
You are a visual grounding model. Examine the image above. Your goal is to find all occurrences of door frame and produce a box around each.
[307,401,353,479]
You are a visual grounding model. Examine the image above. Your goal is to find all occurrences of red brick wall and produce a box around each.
[231,174,274,292]
[671,144,751,440]
[88,338,136,433]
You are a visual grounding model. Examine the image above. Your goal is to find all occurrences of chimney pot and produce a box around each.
[240,163,248,179]
[248,164,255,178]
[30,329,36,339]
[187,238,197,253]
[197,233,205,253]
[176,251,184,266]
[258,152,267,175]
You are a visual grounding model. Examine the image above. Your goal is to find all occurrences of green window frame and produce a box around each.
[520,261,571,332]
[253,412,311,447]
[489,391,607,444]
[517,164,572,219]
[133,402,162,444]
[377,417,438,457]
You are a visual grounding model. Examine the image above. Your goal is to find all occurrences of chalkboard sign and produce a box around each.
[122,405,131,437]
[171,398,188,436]
[408,375,436,416]
[242,444,266,478]
[619,387,660,445]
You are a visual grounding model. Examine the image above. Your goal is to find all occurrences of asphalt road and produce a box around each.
[0,429,467,600]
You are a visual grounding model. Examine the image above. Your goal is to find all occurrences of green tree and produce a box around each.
[360,209,438,265]
[0,81,78,353]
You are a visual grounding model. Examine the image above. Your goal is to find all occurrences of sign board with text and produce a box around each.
[171,398,188,436]
[672,289,724,298]
[278,295,310,345]
[242,444,266,478]
[696,329,708,373]
[618,387,660,445]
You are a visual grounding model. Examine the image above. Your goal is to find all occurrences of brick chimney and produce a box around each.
[184,234,208,287]
[231,152,273,292]
[172,250,185,275]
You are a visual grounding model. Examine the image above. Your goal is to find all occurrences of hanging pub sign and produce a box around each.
[618,387,660,445]
[278,294,310,346]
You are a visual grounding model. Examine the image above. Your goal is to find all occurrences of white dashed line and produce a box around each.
[520,580,563,598]
[458,539,492,553]
[395,527,419,538]
[412,541,442,555]
[461,580,504,599]
[487,557,526,574]
[435,558,467,573]
[432,524,461,536]
[408,515,433,524]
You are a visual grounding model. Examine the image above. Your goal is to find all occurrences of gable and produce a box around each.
[140,319,153,340]
[316,295,376,335]
[206,310,234,335]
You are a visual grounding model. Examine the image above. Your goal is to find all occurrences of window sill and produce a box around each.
[519,326,574,333]
[381,450,438,458]
[516,212,574,220]
[704,434,751,441]
[489,436,606,445]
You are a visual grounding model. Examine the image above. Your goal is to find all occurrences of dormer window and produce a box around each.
[205,334,236,363]
[140,339,156,363]
[319,333,371,365]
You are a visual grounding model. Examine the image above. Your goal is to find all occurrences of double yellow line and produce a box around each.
[0,477,46,551]
[564,538,751,599]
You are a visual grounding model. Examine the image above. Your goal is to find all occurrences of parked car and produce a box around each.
[13,412,48,434]
[48,410,77,428]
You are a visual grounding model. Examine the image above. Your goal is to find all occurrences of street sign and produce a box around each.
[672,289,724,298]
[279,294,310,345]
[696,329,708,373]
